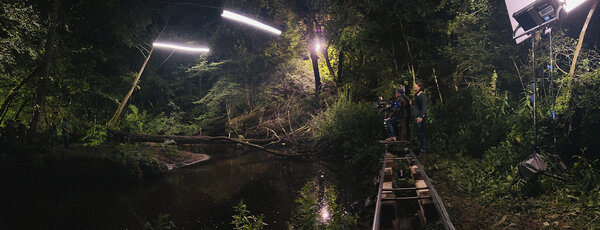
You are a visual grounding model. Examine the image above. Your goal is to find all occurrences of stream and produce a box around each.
[1,150,372,229]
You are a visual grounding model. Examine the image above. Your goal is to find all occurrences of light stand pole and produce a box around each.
[531,32,537,153]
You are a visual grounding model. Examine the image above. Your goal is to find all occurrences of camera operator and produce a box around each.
[384,89,410,142]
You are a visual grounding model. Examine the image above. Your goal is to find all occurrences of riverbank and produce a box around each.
[0,143,212,187]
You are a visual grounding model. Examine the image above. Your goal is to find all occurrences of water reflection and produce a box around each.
[288,172,360,229]
[1,150,374,229]
[1,151,316,229]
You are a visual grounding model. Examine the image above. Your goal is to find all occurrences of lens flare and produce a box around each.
[320,206,330,222]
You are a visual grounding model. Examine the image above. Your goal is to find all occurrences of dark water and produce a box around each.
[1,151,369,229]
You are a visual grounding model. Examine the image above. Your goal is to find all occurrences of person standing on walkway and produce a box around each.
[412,81,427,153]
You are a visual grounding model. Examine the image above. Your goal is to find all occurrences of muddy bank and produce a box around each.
[155,150,210,170]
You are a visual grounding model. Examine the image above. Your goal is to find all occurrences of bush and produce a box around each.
[312,94,382,163]
[232,200,267,230]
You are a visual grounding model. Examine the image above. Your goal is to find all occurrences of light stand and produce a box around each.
[531,33,537,153]
[506,0,592,189]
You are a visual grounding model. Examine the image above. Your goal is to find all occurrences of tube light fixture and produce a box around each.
[152,42,210,53]
[221,10,282,35]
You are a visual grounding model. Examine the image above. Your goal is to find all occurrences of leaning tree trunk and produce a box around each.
[556,0,597,105]
[0,67,39,123]
[337,49,344,86]
[30,0,60,135]
[323,44,336,87]
[13,99,27,120]
[108,46,154,127]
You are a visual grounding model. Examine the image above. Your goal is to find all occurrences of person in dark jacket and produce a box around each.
[412,81,427,153]
[384,89,410,141]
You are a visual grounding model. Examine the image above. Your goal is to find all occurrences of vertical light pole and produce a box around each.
[108,43,209,128]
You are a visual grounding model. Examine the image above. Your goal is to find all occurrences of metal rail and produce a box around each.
[372,152,388,230]
[409,150,455,230]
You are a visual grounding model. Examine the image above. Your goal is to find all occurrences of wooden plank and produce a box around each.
[415,180,432,205]
[410,165,422,180]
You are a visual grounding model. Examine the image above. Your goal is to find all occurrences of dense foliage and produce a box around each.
[1,0,600,228]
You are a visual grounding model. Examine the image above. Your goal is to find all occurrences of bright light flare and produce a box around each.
[221,10,282,35]
[153,42,210,53]
[314,39,323,53]
[320,206,330,222]
[564,0,589,12]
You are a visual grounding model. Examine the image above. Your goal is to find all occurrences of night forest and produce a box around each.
[1,0,600,229]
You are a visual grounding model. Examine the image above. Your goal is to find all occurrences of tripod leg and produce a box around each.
[508,178,520,189]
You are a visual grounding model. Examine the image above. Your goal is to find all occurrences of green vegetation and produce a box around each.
[287,182,359,229]
[1,0,600,228]
[232,200,267,230]
[144,213,177,230]
[311,95,382,168]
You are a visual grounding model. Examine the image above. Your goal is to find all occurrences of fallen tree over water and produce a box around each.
[108,129,312,158]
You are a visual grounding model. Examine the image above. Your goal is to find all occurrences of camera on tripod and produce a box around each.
[373,96,393,111]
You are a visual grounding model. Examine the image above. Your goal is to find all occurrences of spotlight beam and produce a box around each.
[221,10,282,35]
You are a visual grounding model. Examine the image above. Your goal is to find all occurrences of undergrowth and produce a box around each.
[311,94,383,171]
[422,75,600,229]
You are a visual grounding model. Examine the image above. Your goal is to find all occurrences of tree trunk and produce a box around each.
[556,0,597,104]
[310,46,321,93]
[13,99,27,120]
[323,44,336,86]
[108,130,305,158]
[433,68,443,105]
[108,46,154,127]
[30,0,60,135]
[337,49,344,86]
[0,67,39,123]
[400,23,416,85]
[244,74,253,110]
